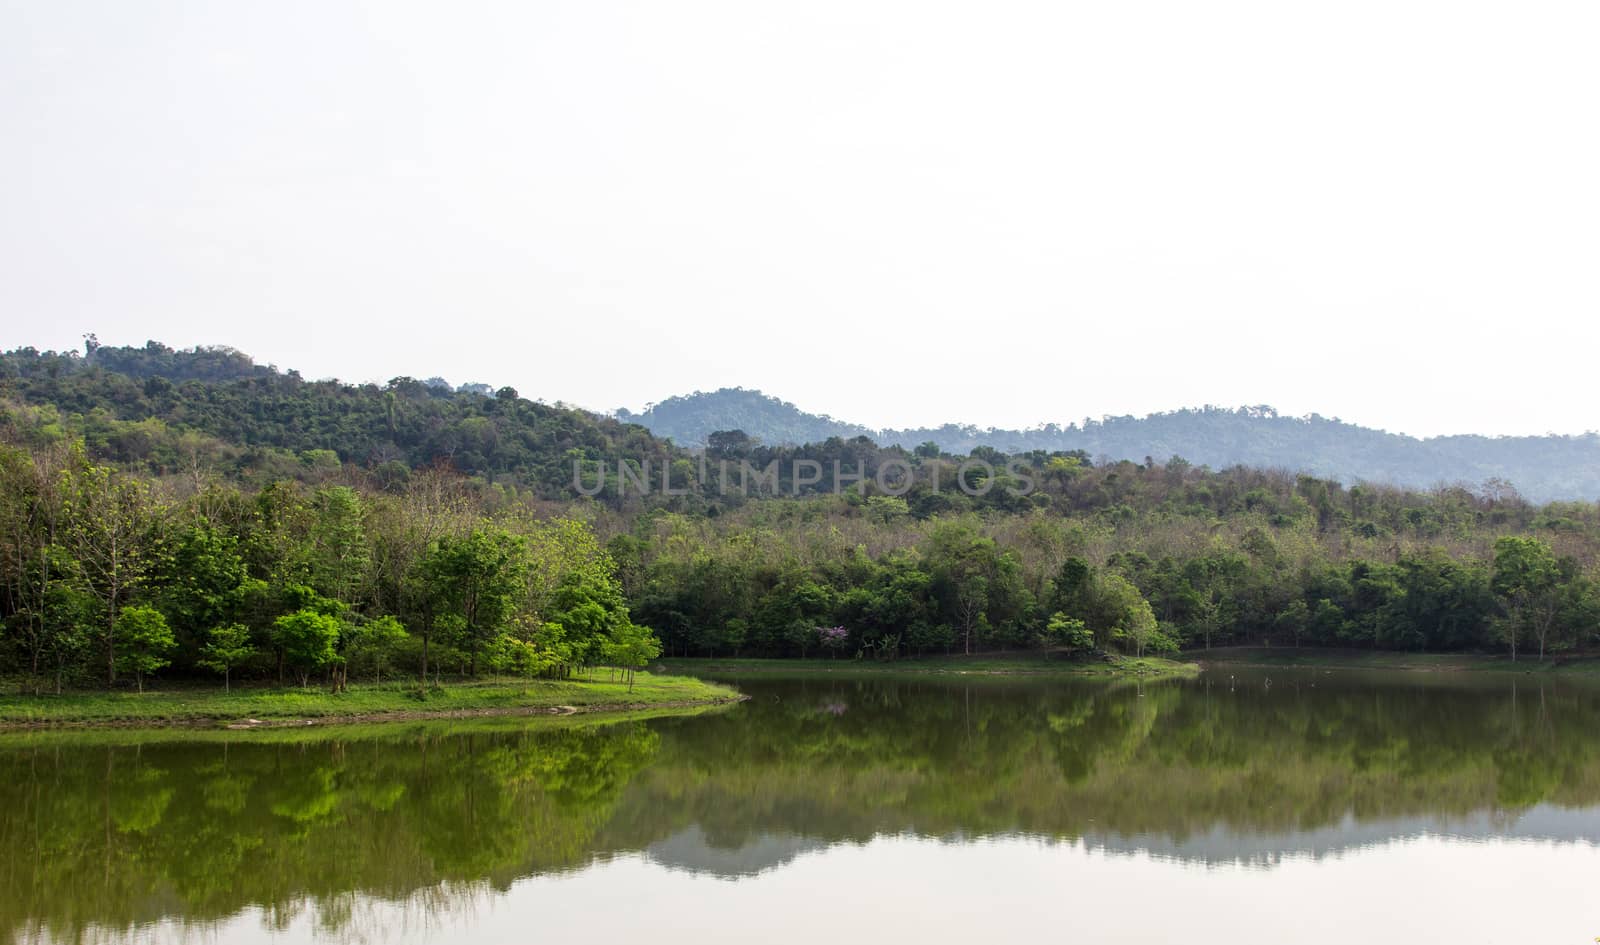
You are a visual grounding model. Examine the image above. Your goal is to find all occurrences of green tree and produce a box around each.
[272,609,341,687]
[604,622,662,691]
[114,605,175,693]
[420,529,525,677]
[1097,573,1161,657]
[547,569,636,672]
[58,451,161,685]
[159,524,249,657]
[345,615,408,683]
[1492,537,1559,661]
[1041,612,1094,655]
[196,623,256,692]
[307,486,371,605]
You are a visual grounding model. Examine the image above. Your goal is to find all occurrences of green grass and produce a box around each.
[1196,646,1600,674]
[0,671,742,728]
[655,652,1200,680]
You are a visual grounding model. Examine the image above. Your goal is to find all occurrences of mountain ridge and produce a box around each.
[620,387,1600,502]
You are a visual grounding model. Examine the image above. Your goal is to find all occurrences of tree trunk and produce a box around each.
[106,604,117,686]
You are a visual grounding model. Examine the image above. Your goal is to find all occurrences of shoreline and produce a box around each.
[0,694,750,732]
[655,654,1201,679]
[0,673,744,731]
[1193,646,1600,675]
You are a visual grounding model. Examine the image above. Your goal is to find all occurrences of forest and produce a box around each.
[4,340,1600,692]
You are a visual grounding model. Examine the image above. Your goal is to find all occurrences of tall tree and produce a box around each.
[1492,536,1560,661]
[307,486,372,606]
[420,529,525,677]
[57,450,162,685]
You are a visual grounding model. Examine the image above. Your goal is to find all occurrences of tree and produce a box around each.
[604,622,662,691]
[706,429,753,459]
[546,569,635,672]
[37,579,96,693]
[0,443,70,691]
[420,529,525,677]
[1097,573,1160,657]
[159,524,249,656]
[272,609,341,687]
[1040,612,1093,656]
[816,625,850,658]
[927,522,1005,655]
[196,623,255,692]
[344,615,408,683]
[114,605,175,693]
[1492,537,1560,661]
[1275,599,1310,649]
[307,486,371,606]
[57,451,161,685]
[1051,557,1094,617]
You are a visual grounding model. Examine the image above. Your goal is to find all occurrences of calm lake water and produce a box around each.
[5,668,1600,944]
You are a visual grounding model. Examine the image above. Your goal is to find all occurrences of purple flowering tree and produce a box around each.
[816,625,849,658]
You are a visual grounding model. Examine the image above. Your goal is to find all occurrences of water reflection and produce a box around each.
[5,669,1600,941]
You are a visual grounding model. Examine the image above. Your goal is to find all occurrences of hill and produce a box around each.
[622,389,1600,502]
[619,389,873,447]
[0,341,678,497]
[11,342,1600,503]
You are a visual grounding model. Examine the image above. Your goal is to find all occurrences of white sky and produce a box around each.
[3,1,1597,438]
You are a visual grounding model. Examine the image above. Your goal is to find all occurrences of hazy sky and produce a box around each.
[4,1,1597,438]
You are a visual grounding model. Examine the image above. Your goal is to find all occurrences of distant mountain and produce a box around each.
[621,388,1600,502]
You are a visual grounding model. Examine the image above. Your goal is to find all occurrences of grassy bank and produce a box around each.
[0,702,741,749]
[656,653,1200,680]
[0,671,743,729]
[1196,646,1600,675]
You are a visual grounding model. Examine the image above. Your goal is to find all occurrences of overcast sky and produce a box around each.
[3,1,1597,438]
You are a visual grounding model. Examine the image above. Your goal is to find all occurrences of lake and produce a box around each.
[4,667,1599,944]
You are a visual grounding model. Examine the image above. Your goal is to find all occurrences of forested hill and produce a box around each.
[624,389,1600,502]
[11,342,1600,502]
[0,342,677,495]
[618,389,876,447]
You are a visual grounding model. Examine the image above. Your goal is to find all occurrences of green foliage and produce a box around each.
[419,529,526,676]
[10,340,1600,685]
[344,615,408,682]
[114,606,175,692]
[604,622,663,691]
[1492,536,1562,660]
[0,343,677,499]
[158,524,250,656]
[272,610,342,687]
[195,623,256,691]
[1043,613,1093,651]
